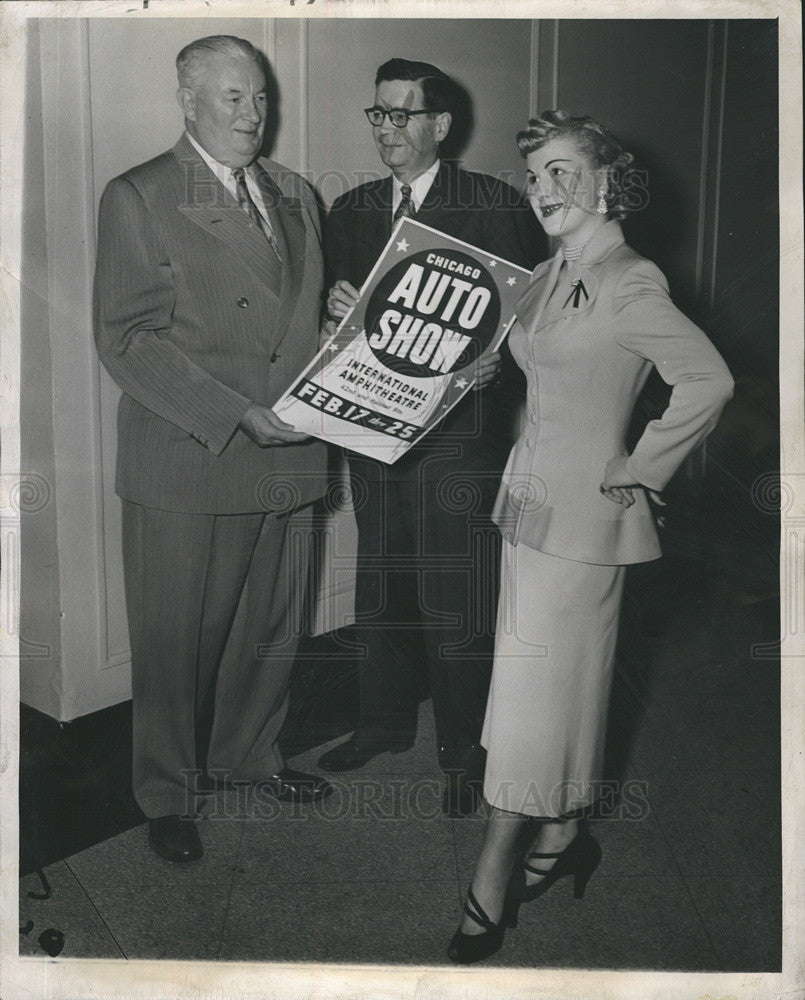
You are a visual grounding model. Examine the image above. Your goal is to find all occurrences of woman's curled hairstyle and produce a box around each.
[518,110,637,221]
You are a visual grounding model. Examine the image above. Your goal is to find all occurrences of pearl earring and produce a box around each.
[597,189,608,214]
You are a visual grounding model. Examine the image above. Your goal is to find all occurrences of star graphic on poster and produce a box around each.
[507,276,517,286]
[396,238,410,252]
[454,376,469,390]
[327,341,340,352]
[488,260,497,267]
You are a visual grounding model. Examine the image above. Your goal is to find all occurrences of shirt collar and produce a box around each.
[392,159,440,212]
[185,130,263,186]
[184,131,270,217]
[185,130,237,188]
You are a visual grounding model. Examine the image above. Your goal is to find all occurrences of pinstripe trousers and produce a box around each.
[121,500,314,818]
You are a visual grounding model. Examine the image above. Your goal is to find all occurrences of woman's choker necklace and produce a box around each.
[561,243,585,261]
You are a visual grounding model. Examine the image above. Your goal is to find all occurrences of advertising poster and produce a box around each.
[273,218,532,463]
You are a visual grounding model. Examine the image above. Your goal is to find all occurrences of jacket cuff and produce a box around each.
[191,392,253,456]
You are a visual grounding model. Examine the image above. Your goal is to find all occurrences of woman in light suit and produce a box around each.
[448,111,734,964]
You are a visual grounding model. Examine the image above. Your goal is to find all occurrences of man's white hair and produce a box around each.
[176,35,263,90]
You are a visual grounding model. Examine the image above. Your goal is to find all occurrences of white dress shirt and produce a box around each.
[391,159,440,219]
[185,130,272,230]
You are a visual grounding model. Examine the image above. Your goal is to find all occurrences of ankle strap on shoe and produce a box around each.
[524,849,563,877]
[463,886,496,931]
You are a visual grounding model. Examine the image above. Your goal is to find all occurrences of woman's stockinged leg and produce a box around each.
[524,817,578,886]
[461,806,526,934]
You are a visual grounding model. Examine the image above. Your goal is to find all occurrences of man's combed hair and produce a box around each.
[375,58,456,117]
[176,35,262,89]
[517,110,636,221]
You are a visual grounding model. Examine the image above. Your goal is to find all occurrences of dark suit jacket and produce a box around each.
[326,161,545,478]
[94,134,328,513]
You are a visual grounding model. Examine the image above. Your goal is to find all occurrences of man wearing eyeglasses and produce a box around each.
[318,58,544,817]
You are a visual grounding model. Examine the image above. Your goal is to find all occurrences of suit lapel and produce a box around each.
[253,160,308,358]
[358,178,393,252]
[172,137,283,297]
[178,200,283,297]
[415,162,470,234]
[516,253,564,335]
[525,221,625,334]
[534,264,600,332]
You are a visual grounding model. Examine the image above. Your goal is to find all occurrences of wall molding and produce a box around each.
[529,20,540,115]
[529,19,560,114]
[38,18,133,717]
[299,18,310,175]
[696,20,728,309]
[706,21,728,311]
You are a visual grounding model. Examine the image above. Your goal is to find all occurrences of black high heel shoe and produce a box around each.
[447,885,517,965]
[513,826,602,903]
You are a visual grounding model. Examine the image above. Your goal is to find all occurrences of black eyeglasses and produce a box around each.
[364,106,435,128]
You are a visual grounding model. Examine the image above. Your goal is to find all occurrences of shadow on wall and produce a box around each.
[612,136,694,312]
[255,51,477,177]
[441,76,475,165]
[257,48,281,159]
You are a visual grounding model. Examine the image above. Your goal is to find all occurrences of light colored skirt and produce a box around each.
[481,540,626,818]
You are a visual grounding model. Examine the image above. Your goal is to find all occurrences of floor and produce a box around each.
[18,548,781,970]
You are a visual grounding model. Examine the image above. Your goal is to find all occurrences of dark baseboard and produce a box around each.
[19,629,361,876]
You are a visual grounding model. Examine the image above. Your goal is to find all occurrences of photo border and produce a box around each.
[1,1,801,998]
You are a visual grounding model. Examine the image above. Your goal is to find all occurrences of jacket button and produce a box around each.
[237,297,249,308]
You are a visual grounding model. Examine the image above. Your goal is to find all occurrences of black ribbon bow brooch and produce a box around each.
[563,279,589,310]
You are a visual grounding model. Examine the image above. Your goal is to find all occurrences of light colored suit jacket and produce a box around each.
[492,220,734,565]
[94,134,327,514]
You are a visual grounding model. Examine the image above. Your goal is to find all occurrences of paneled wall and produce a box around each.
[540,19,712,311]
[19,17,778,720]
[713,20,779,379]
[535,18,779,374]
[19,21,62,713]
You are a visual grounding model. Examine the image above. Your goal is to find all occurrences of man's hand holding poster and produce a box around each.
[273,218,532,464]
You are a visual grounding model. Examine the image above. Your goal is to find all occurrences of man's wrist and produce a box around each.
[239,402,258,429]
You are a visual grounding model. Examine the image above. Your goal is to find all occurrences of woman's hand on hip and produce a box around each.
[600,455,665,508]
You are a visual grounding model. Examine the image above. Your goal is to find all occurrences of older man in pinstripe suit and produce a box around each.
[94,36,331,863]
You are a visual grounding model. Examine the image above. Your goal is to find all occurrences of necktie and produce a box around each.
[393,183,415,223]
[233,167,280,258]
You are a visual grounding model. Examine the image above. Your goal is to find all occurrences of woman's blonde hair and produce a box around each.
[518,110,636,221]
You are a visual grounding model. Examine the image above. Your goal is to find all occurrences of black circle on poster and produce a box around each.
[364,249,501,379]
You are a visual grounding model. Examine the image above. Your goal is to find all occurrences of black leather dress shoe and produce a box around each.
[317,730,414,772]
[148,814,203,863]
[260,768,333,803]
[442,771,483,818]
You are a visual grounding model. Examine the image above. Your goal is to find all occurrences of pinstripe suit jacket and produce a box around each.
[94,134,327,514]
